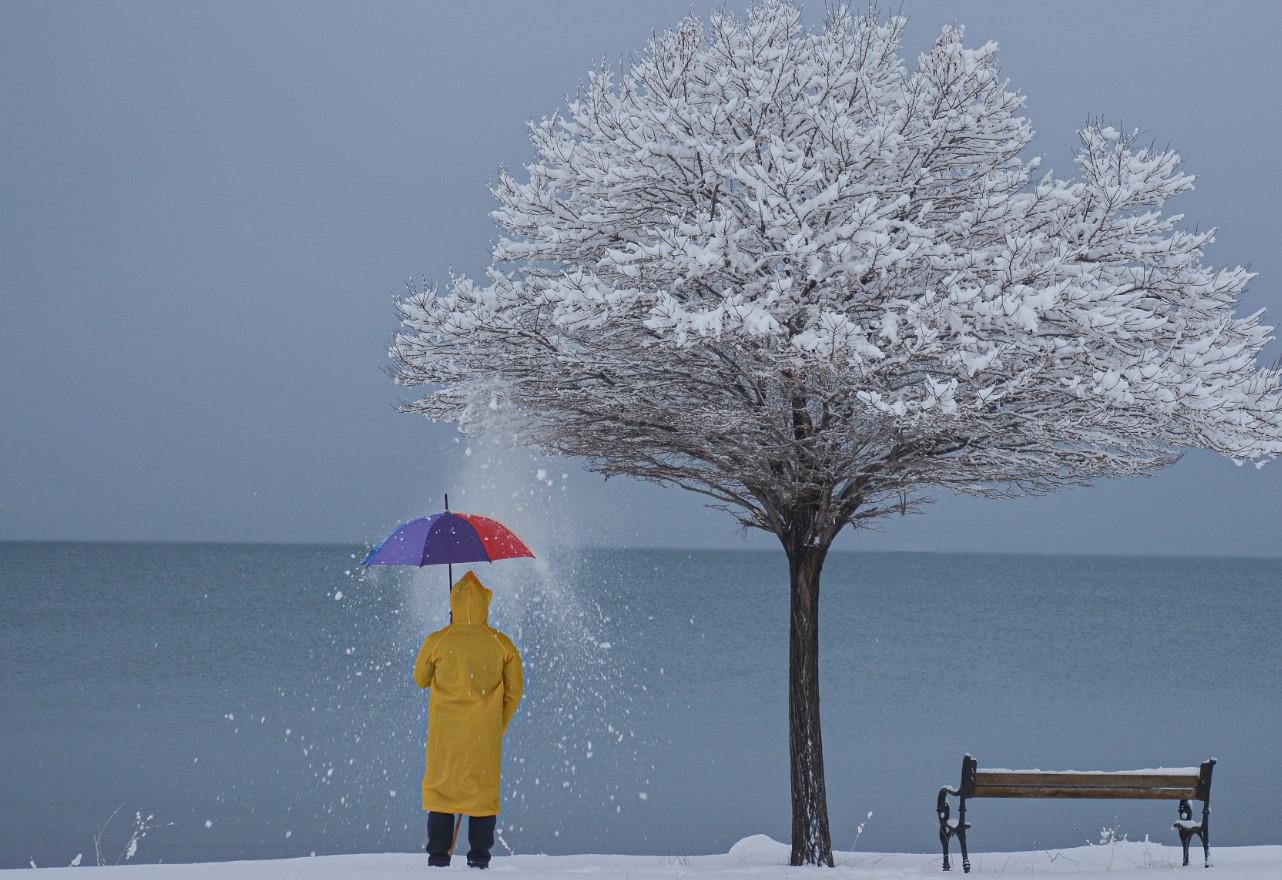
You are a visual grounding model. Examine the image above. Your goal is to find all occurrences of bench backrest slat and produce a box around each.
[976,771,1199,790]
[972,783,1199,800]
[954,756,1214,802]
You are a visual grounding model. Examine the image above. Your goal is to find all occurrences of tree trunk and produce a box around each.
[785,539,834,866]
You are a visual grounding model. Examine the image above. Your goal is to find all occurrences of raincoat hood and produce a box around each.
[450,571,492,625]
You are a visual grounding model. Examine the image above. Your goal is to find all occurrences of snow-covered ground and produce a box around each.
[10,836,1280,878]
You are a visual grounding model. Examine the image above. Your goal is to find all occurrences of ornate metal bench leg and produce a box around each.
[957,795,971,873]
[1175,798,1193,867]
[937,789,952,871]
[936,779,973,872]
[1201,809,1211,868]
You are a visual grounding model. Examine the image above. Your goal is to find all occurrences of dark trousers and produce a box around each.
[427,811,496,866]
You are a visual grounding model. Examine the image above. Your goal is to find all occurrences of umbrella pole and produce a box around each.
[444,494,452,594]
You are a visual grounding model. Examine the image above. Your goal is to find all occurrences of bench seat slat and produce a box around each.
[972,784,1198,800]
[975,771,1199,789]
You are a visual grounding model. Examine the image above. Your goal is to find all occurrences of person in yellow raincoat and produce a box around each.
[413,570,523,868]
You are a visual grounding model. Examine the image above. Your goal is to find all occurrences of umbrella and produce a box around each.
[362,495,534,598]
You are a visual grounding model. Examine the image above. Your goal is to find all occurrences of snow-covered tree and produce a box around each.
[389,2,1282,865]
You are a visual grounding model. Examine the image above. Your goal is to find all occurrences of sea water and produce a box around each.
[1,541,1279,868]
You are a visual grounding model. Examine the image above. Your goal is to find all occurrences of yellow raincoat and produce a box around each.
[413,571,523,816]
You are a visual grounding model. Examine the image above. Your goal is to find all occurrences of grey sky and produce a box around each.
[3,1,1280,556]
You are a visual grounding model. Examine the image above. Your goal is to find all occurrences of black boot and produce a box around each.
[466,815,497,868]
[427,812,456,867]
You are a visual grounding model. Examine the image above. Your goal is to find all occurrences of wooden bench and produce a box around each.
[936,755,1216,872]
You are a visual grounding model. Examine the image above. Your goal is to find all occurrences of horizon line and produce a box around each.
[1,537,1280,563]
